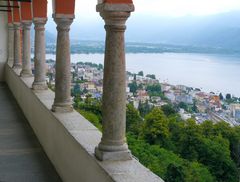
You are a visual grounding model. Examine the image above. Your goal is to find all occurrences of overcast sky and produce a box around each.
[48,0,240,19]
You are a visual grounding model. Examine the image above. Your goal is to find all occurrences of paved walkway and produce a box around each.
[0,83,62,182]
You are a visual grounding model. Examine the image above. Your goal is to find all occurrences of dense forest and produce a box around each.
[73,93,240,182]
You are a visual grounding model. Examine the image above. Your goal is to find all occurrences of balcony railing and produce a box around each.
[3,1,163,181]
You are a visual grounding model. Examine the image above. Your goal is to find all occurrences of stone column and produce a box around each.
[52,16,74,113]
[20,22,32,77]
[7,23,14,66]
[95,4,134,161]
[32,18,48,90]
[13,23,22,70]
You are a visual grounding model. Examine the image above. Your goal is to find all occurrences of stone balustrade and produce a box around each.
[4,1,163,181]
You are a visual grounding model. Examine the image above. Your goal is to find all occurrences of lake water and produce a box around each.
[45,53,240,97]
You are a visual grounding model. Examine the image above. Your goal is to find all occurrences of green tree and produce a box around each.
[214,122,240,167]
[183,162,214,182]
[78,110,102,131]
[232,126,240,166]
[127,134,213,182]
[72,84,81,96]
[146,74,156,79]
[128,81,138,94]
[167,117,184,152]
[73,95,82,108]
[133,74,137,80]
[219,93,224,100]
[200,120,215,137]
[226,93,232,100]
[146,83,162,96]
[161,104,176,116]
[197,136,238,181]
[72,72,77,82]
[141,108,170,146]
[165,164,185,182]
[126,104,142,135]
[178,102,188,111]
[98,63,103,70]
[192,99,198,113]
[138,100,151,117]
[138,83,143,90]
[178,119,201,160]
[138,71,144,76]
[85,94,93,104]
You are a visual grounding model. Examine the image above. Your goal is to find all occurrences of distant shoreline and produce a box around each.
[42,41,240,55]
[42,53,240,97]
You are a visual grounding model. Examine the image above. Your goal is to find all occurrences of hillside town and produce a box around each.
[45,60,240,126]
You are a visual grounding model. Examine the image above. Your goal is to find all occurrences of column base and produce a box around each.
[95,147,132,161]
[52,104,73,113]
[12,64,22,70]
[7,58,14,66]
[32,82,48,90]
[20,70,33,78]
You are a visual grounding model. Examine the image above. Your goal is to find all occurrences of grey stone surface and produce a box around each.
[13,23,22,70]
[32,18,48,90]
[20,22,33,77]
[0,83,61,182]
[95,10,132,161]
[97,3,135,12]
[52,17,74,113]
[5,64,163,182]
[7,23,14,66]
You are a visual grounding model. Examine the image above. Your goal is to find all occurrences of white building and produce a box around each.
[179,109,192,120]
[164,91,175,102]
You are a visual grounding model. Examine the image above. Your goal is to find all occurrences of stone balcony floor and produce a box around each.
[0,83,61,182]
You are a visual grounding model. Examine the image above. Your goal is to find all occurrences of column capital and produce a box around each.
[33,17,47,24]
[33,18,47,31]
[96,3,134,12]
[8,23,14,29]
[101,11,130,32]
[53,14,75,19]
[22,21,32,30]
[97,3,134,28]
[13,23,22,30]
[53,15,74,32]
[22,21,32,26]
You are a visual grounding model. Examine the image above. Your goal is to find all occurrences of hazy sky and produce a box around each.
[48,0,240,19]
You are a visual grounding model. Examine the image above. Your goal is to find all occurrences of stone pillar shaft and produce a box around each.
[32,18,48,90]
[20,22,32,77]
[52,16,74,113]
[13,23,22,69]
[101,23,127,146]
[7,23,14,66]
[95,5,134,161]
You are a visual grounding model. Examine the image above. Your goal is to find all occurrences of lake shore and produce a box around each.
[41,53,240,97]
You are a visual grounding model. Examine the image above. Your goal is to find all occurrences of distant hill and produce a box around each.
[44,11,240,53]
[126,11,240,49]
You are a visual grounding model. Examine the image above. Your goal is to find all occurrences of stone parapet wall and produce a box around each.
[4,64,162,182]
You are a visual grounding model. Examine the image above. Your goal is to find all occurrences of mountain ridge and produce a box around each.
[42,11,240,54]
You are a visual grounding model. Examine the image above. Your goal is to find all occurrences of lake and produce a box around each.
[45,53,240,97]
